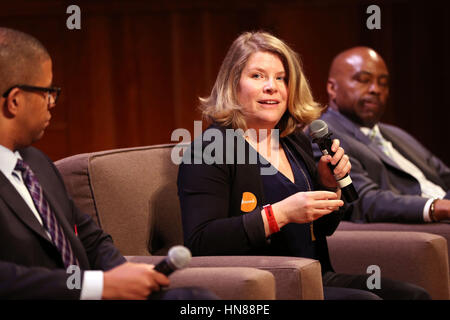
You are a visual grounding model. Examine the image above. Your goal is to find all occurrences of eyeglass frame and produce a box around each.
[2,84,61,105]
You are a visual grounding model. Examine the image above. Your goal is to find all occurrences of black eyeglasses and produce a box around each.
[2,85,61,105]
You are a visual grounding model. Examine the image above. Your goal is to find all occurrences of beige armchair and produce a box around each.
[55,144,323,300]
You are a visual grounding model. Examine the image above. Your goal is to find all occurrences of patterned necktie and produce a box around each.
[15,158,79,268]
[368,128,393,158]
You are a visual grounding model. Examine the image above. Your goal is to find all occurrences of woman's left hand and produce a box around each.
[317,139,351,190]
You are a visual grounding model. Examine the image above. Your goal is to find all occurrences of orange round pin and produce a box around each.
[241,192,257,212]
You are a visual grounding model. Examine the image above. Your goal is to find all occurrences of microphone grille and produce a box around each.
[309,120,329,139]
[167,245,192,269]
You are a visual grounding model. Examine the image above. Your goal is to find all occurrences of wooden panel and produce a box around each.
[1,0,448,165]
[387,2,449,164]
[109,13,175,147]
[267,3,362,105]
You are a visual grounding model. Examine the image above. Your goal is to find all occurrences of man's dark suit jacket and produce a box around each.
[0,146,126,299]
[312,108,450,223]
[178,124,344,274]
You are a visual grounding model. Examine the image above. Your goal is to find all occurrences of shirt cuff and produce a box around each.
[80,271,104,300]
[423,198,435,222]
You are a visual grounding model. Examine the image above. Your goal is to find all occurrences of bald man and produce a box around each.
[311,47,450,223]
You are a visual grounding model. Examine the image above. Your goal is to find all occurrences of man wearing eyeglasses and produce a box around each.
[2,84,60,137]
[1,81,60,146]
[0,27,217,300]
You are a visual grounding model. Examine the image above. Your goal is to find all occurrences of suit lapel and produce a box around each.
[21,150,90,268]
[365,138,404,171]
[40,182,90,268]
[380,125,445,186]
[0,172,53,244]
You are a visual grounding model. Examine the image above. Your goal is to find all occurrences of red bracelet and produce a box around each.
[263,204,280,233]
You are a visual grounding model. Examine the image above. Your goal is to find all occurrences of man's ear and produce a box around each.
[327,78,337,101]
[4,88,21,117]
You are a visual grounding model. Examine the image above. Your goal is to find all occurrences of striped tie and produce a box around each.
[15,159,79,268]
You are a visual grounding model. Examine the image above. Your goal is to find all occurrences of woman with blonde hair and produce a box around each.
[178,31,429,300]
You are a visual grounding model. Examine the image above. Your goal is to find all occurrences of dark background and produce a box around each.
[2,0,449,165]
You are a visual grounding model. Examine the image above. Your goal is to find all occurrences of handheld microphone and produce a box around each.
[154,245,192,276]
[309,119,358,203]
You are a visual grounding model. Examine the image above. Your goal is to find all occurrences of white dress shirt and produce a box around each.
[360,125,446,222]
[0,145,103,299]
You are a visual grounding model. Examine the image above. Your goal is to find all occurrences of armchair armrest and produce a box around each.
[338,221,450,274]
[127,255,323,300]
[185,256,323,300]
[125,256,275,300]
[328,231,449,299]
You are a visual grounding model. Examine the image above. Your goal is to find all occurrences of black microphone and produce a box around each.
[309,119,358,203]
[154,245,192,276]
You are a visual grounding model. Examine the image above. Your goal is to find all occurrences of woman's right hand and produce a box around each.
[268,191,344,231]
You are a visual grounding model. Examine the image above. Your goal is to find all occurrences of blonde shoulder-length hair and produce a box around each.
[200,31,323,137]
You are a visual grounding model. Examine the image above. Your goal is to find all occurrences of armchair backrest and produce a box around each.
[55,144,183,256]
